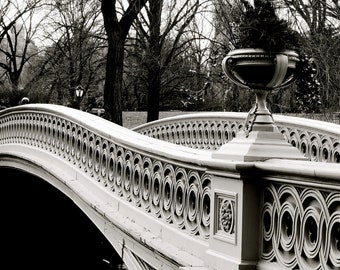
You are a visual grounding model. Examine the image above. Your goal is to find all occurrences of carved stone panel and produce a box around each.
[214,190,237,244]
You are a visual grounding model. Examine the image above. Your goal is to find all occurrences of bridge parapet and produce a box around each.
[1,105,339,270]
[133,112,340,163]
[256,159,340,270]
[0,104,216,269]
[0,105,212,237]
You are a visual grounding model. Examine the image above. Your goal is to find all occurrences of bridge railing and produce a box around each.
[0,104,214,268]
[255,159,340,270]
[1,105,339,270]
[133,112,340,163]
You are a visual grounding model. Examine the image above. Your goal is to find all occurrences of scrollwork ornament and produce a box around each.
[93,138,102,175]
[100,142,109,184]
[199,174,211,239]
[328,214,340,268]
[173,168,187,229]
[140,157,152,211]
[131,154,142,206]
[107,154,116,189]
[151,160,163,217]
[321,137,332,162]
[262,184,340,269]
[185,171,202,236]
[333,143,340,163]
[114,149,124,196]
[75,129,82,164]
[310,135,322,161]
[122,150,133,200]
[161,164,175,223]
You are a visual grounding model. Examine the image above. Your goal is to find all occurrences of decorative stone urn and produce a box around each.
[222,48,299,134]
[213,48,306,161]
[222,48,299,89]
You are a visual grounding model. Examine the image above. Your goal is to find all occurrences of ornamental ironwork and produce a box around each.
[0,111,211,239]
[135,113,340,163]
[261,183,340,269]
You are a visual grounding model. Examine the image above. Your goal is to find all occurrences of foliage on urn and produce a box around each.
[227,0,321,113]
[221,0,302,138]
[221,0,302,93]
[236,0,300,52]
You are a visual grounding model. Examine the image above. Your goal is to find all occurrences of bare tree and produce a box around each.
[0,0,46,105]
[0,0,41,44]
[282,0,340,113]
[282,0,339,35]
[38,0,105,107]
[101,0,148,125]
[129,0,206,121]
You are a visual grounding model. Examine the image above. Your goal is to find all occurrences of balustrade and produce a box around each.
[134,112,340,163]
[0,106,211,240]
[1,105,339,270]
[256,160,340,270]
[133,112,244,150]
[261,183,340,269]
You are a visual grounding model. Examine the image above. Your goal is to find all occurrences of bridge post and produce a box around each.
[208,125,306,269]
[205,166,261,270]
[209,65,307,268]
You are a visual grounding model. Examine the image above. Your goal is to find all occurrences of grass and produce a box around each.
[122,111,340,129]
[122,111,194,129]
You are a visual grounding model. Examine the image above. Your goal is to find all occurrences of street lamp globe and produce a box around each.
[75,85,84,98]
[75,85,84,110]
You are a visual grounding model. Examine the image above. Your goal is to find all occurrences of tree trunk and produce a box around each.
[103,35,124,125]
[147,65,161,122]
[146,0,163,122]
[101,0,148,125]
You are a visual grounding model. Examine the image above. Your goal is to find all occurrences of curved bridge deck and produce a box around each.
[0,104,339,270]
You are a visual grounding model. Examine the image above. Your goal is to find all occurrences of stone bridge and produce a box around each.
[1,104,339,270]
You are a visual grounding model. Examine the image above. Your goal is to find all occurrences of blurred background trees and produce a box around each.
[0,0,45,105]
[0,0,339,123]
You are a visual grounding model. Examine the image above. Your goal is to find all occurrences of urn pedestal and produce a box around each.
[213,48,306,161]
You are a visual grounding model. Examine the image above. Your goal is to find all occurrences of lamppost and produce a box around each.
[75,85,84,110]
